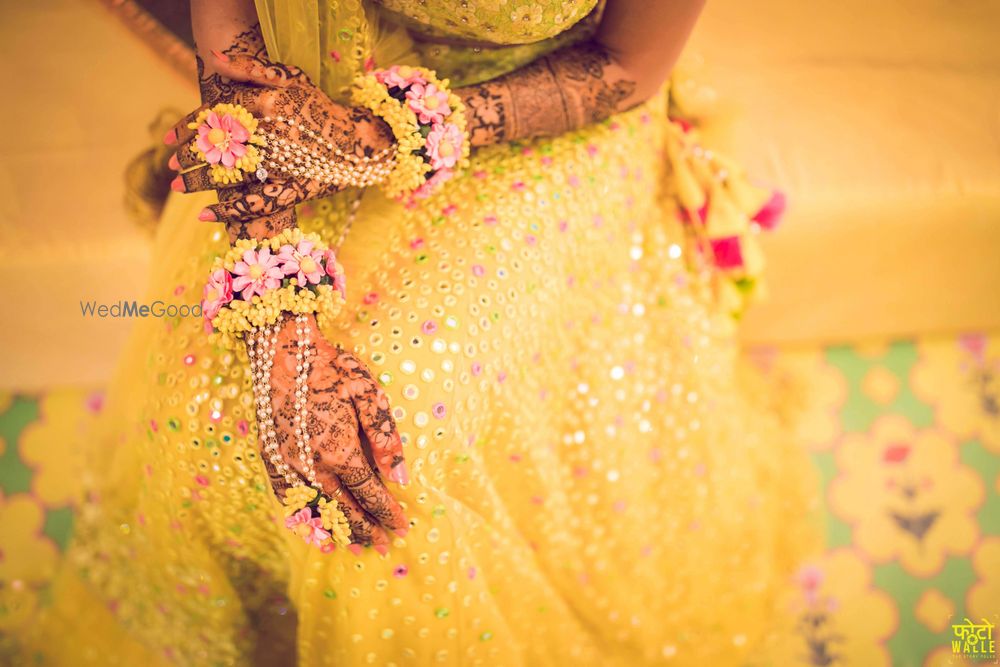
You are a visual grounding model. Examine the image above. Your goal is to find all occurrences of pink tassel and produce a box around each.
[710,236,744,270]
[752,190,786,230]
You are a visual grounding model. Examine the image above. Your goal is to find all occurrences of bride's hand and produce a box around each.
[263,314,410,554]
[164,53,394,226]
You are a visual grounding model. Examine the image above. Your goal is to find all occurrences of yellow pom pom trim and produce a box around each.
[282,485,320,517]
[317,497,352,546]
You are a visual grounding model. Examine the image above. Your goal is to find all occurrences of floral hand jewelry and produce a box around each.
[202,227,346,350]
[257,115,396,188]
[667,119,786,318]
[353,65,470,202]
[281,484,352,551]
[188,102,394,188]
[203,228,353,551]
[188,103,268,185]
[246,317,351,552]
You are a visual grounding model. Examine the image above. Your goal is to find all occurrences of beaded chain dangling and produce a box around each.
[246,317,352,550]
[257,115,396,188]
[247,321,299,487]
[205,229,354,550]
[293,314,319,487]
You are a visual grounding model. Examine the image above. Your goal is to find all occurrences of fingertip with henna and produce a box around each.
[162,129,176,145]
[168,153,180,170]
[347,544,364,556]
[394,526,409,538]
[170,176,185,193]
[198,209,216,222]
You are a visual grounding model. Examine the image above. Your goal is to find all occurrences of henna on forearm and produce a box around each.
[458,42,638,146]
[457,0,708,147]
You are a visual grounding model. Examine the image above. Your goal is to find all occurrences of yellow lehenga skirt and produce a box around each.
[19,59,821,666]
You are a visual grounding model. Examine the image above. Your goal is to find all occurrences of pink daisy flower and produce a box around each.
[376,65,427,89]
[196,111,250,168]
[231,247,283,299]
[405,83,450,125]
[277,240,325,286]
[425,123,463,171]
[201,267,233,320]
[285,508,331,548]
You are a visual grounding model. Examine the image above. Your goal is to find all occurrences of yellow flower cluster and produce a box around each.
[317,497,353,546]
[281,484,320,517]
[352,66,470,200]
[280,484,352,548]
[188,103,267,185]
[208,228,345,350]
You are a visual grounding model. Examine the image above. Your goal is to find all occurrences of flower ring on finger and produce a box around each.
[187,103,269,185]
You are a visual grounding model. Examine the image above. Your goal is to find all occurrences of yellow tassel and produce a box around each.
[718,280,744,316]
[740,235,766,276]
[669,148,706,211]
[724,172,771,215]
[705,183,747,238]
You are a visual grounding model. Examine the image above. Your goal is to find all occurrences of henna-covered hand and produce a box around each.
[178,14,408,551]
[264,314,410,553]
[164,24,393,233]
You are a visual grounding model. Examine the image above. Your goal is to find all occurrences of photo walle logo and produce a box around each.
[952,618,997,662]
[79,300,202,318]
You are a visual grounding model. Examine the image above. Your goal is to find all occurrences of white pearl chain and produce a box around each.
[258,115,395,187]
[247,321,300,488]
[247,316,323,491]
[293,314,320,488]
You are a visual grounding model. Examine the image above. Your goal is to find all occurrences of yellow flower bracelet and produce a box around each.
[281,484,352,552]
[202,228,346,349]
[352,65,470,201]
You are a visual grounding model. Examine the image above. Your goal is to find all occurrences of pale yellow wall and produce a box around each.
[0,0,196,390]
[1,0,998,390]
[688,0,1000,343]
